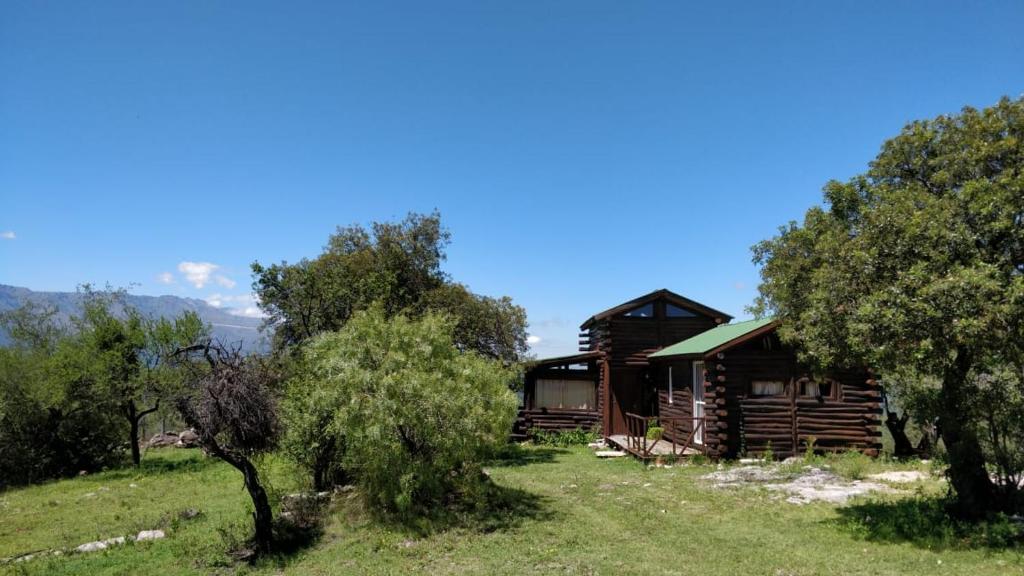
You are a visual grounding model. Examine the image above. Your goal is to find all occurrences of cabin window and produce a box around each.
[621,303,654,318]
[799,378,835,399]
[534,379,597,410]
[751,380,786,397]
[666,303,697,318]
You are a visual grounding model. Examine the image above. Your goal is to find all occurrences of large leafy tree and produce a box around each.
[252,211,529,361]
[752,97,1024,517]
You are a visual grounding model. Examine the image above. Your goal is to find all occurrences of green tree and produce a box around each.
[0,303,123,486]
[252,212,450,347]
[75,288,208,466]
[283,307,518,516]
[251,211,529,362]
[752,96,1024,517]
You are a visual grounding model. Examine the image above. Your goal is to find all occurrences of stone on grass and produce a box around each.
[867,471,928,483]
[75,537,125,553]
[595,450,627,458]
[176,429,200,448]
[135,530,165,541]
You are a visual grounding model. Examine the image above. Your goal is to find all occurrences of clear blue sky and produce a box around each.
[2,1,1022,356]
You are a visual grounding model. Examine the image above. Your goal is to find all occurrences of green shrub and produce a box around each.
[832,451,871,480]
[646,426,664,441]
[530,426,598,447]
[284,307,518,517]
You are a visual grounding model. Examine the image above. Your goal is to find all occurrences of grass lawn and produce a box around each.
[1,446,1021,575]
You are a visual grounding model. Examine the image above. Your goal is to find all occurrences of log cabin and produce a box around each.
[516,289,882,458]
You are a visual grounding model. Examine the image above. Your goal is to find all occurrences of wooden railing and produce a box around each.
[623,412,707,458]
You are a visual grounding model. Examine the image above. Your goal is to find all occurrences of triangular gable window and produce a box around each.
[666,303,698,318]
[621,302,654,318]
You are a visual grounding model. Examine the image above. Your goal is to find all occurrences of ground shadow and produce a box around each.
[95,450,216,481]
[486,443,567,468]
[833,496,1023,550]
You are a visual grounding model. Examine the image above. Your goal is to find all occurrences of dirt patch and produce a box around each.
[703,464,896,505]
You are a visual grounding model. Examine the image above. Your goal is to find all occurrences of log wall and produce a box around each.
[702,332,882,458]
[579,297,721,436]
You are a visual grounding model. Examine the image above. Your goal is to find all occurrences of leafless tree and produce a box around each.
[175,341,281,553]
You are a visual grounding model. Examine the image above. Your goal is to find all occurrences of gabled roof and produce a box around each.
[648,317,778,359]
[580,289,733,329]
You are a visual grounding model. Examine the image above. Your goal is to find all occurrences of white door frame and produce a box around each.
[692,361,705,445]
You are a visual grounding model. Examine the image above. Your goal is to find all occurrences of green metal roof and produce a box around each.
[648,317,777,359]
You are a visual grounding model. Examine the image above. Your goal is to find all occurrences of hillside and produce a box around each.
[0,284,269,353]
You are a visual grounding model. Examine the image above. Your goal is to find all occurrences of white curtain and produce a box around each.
[802,380,820,397]
[535,379,596,409]
[752,380,785,396]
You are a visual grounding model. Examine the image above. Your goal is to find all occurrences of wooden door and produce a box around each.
[610,369,643,435]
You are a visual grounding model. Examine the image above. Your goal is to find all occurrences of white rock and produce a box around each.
[135,530,165,541]
[75,537,125,553]
[867,471,928,483]
[595,450,627,458]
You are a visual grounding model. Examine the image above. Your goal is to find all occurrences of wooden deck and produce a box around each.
[606,434,701,458]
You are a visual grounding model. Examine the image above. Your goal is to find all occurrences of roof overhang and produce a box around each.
[580,288,733,329]
[524,350,603,369]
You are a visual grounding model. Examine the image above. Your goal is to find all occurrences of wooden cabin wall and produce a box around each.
[704,334,882,458]
[580,301,720,436]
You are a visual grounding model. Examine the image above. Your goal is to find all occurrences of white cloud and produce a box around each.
[156,272,175,284]
[215,275,236,289]
[205,293,265,318]
[527,335,541,345]
[231,306,265,318]
[177,261,223,289]
[1,231,15,240]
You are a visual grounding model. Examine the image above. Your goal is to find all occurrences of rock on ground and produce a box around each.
[867,471,929,483]
[135,530,165,541]
[704,464,896,505]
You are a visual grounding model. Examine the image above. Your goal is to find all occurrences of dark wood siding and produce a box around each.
[706,332,882,458]
[581,297,721,435]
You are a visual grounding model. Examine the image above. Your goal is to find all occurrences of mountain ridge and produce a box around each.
[0,284,270,352]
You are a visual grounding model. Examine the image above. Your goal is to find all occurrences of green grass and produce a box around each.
[2,447,1022,575]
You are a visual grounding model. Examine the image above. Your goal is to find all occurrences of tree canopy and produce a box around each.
[252,211,529,362]
[752,96,1024,516]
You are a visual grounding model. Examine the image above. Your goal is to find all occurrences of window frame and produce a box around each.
[797,377,838,400]
[620,302,655,319]
[750,379,788,397]
[665,303,698,318]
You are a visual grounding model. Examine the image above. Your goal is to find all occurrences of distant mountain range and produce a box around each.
[0,284,270,353]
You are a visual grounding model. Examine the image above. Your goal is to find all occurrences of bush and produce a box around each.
[530,426,598,447]
[0,342,124,488]
[284,307,519,517]
[646,426,664,441]
[832,451,871,480]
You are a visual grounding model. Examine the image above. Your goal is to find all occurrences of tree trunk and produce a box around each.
[239,458,274,553]
[885,413,916,458]
[127,402,142,467]
[940,351,996,518]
